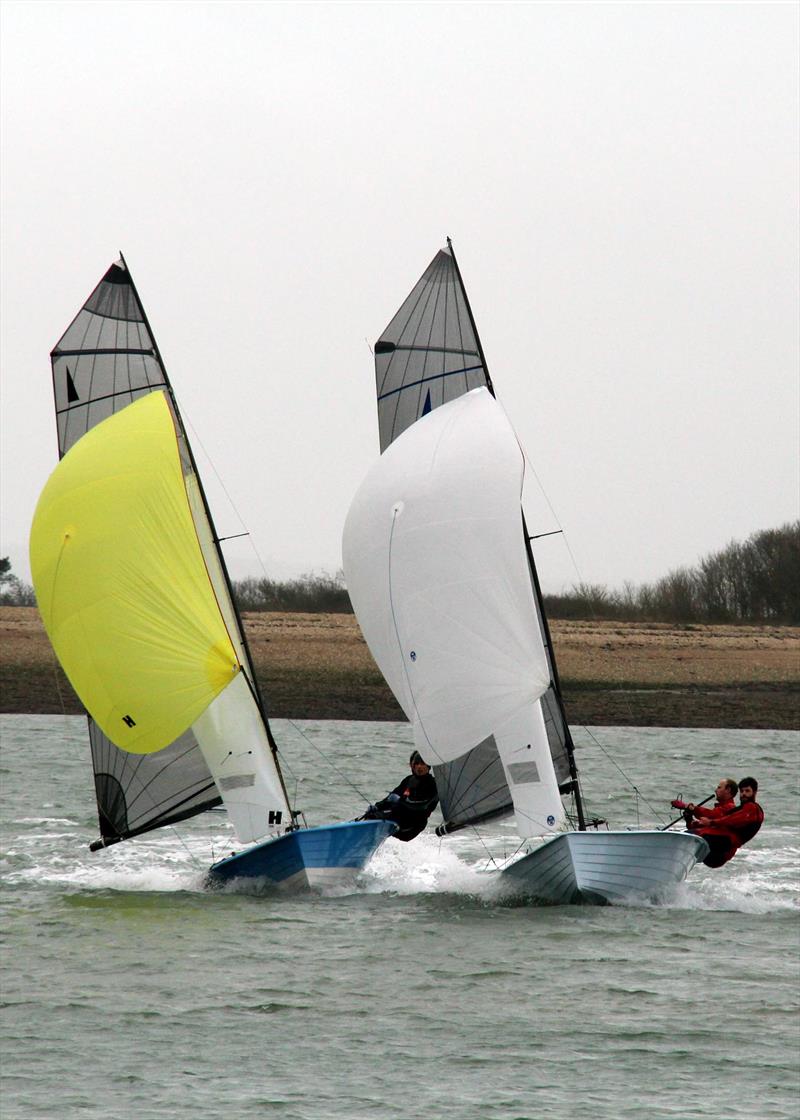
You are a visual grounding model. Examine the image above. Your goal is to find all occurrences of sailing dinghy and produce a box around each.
[30,258,394,890]
[342,241,708,904]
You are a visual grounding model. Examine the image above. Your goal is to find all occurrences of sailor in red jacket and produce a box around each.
[678,777,739,823]
[687,777,765,868]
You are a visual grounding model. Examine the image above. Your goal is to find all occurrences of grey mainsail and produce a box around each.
[52,263,168,454]
[375,247,492,453]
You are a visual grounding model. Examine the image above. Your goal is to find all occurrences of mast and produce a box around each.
[522,514,586,829]
[448,239,586,830]
[446,238,496,400]
[118,255,292,808]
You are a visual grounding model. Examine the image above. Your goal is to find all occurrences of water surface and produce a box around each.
[2,716,798,1119]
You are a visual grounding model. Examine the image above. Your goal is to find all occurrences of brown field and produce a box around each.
[1,607,797,728]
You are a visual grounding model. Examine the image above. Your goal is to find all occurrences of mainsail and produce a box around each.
[375,246,492,453]
[35,259,290,847]
[347,242,582,835]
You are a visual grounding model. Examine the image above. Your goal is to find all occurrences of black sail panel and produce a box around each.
[375,248,490,452]
[90,724,221,843]
[51,263,168,456]
[434,736,513,833]
[541,687,573,788]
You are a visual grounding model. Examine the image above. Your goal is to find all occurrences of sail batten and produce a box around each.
[377,363,486,402]
[54,348,155,357]
[378,345,481,356]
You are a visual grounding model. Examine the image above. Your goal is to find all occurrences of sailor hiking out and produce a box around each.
[363,751,439,842]
[672,777,764,868]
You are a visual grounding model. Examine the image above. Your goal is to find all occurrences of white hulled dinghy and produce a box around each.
[342,242,708,904]
[30,259,394,890]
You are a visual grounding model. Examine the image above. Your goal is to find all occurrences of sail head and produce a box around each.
[375,247,490,452]
[51,262,168,456]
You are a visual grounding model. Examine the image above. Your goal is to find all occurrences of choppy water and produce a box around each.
[1,715,798,1119]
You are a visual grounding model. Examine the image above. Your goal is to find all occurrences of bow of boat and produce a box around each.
[499,829,709,904]
[206,819,397,890]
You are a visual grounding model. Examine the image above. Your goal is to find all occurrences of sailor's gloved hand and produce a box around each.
[387,793,400,803]
[671,799,687,809]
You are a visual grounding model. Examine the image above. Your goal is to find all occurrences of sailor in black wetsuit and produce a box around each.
[364,751,439,842]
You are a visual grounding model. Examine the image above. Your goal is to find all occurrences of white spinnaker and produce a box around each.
[343,387,564,836]
[192,673,290,844]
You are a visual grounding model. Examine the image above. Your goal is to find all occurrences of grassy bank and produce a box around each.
[1,609,797,729]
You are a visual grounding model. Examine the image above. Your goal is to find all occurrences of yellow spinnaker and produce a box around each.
[30,390,240,754]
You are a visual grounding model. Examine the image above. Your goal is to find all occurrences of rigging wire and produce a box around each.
[578,726,661,820]
[173,395,256,552]
[283,718,374,805]
[165,824,205,870]
[438,819,519,872]
[516,441,672,824]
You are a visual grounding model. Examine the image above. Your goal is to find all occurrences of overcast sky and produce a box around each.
[2,1,797,596]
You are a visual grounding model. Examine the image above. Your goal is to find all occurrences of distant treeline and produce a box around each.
[3,522,797,625]
[230,522,799,626]
[232,572,352,614]
[0,558,35,607]
[542,522,799,625]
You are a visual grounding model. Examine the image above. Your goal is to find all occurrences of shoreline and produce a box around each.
[1,608,797,729]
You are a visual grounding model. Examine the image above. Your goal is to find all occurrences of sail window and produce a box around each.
[218,774,256,791]
[507,761,541,785]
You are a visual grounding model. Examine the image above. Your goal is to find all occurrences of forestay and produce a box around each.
[343,388,565,838]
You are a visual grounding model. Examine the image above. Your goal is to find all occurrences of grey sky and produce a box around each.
[2,1,797,595]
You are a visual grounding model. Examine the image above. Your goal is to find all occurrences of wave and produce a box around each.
[3,815,796,912]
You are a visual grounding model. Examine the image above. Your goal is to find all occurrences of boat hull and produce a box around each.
[498,830,710,905]
[206,819,397,890]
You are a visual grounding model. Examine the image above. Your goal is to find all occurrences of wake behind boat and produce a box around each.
[29,259,395,890]
[342,241,709,905]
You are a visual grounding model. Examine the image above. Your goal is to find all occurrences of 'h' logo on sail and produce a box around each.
[122,715,136,727]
